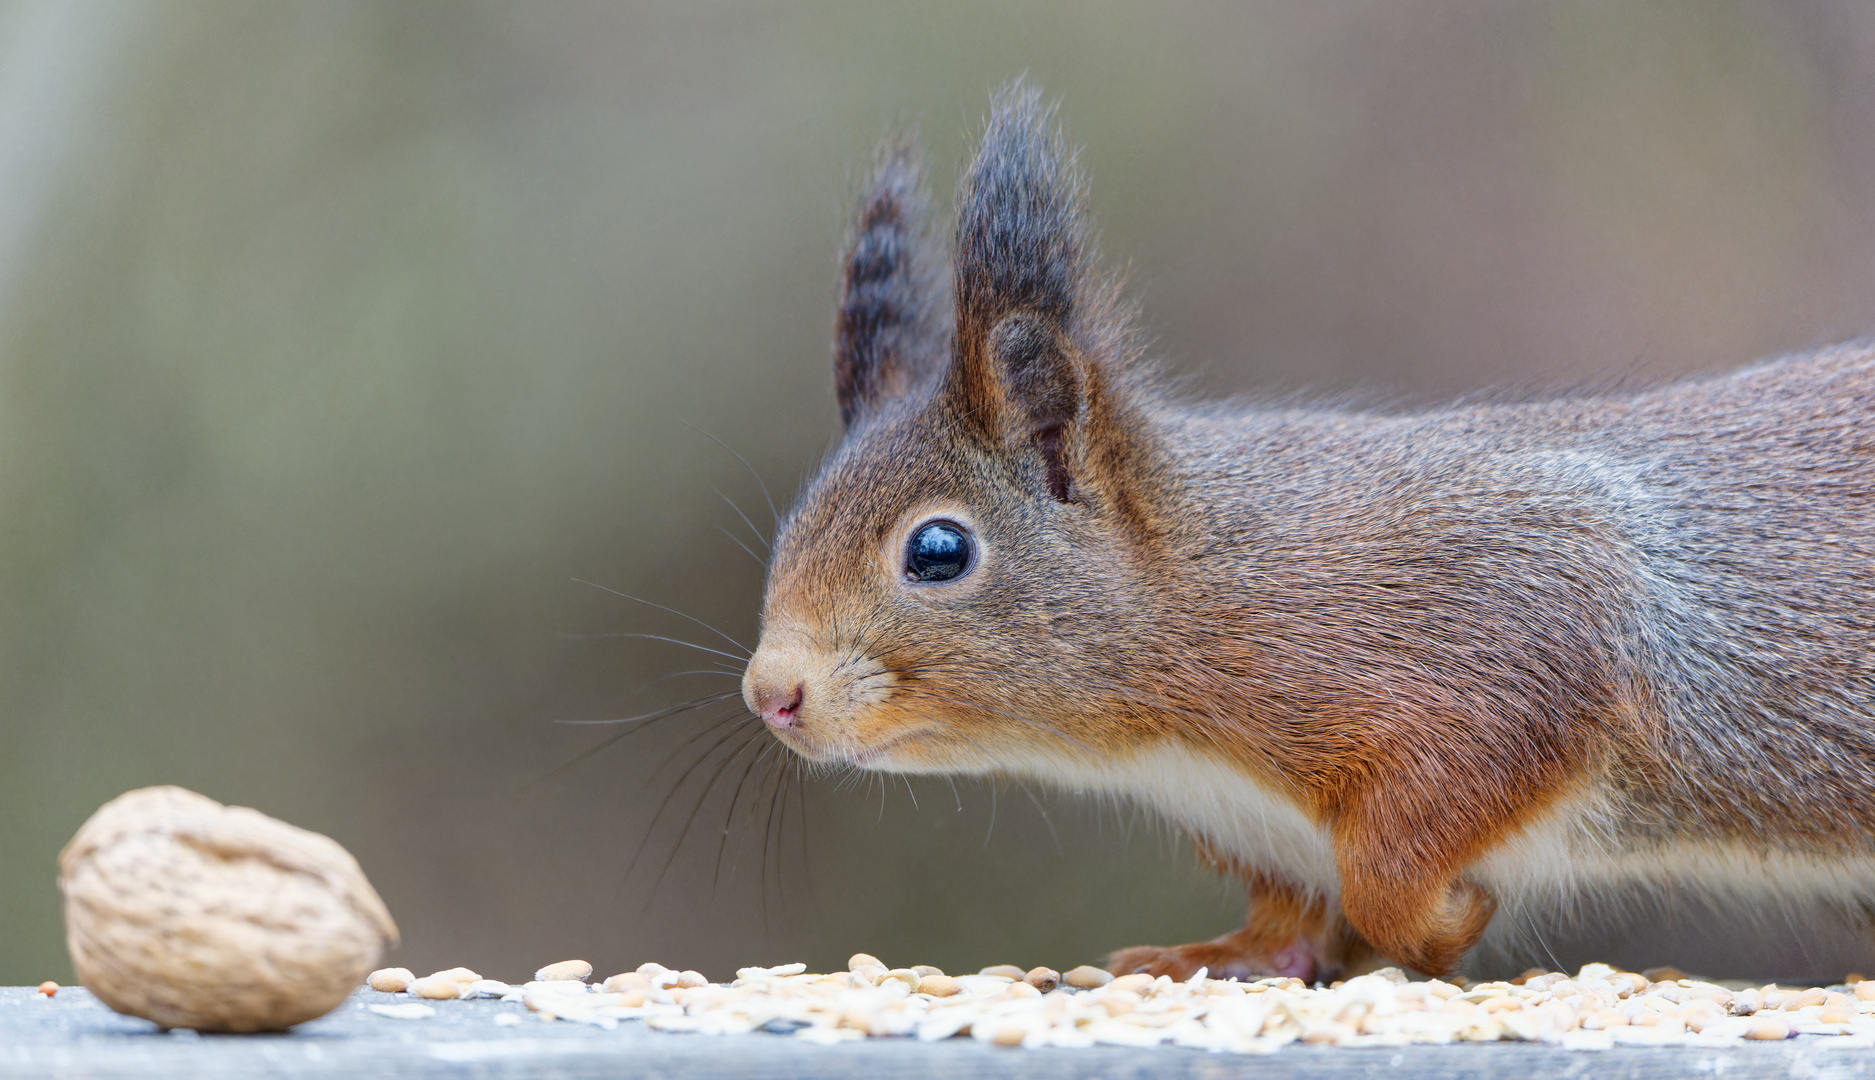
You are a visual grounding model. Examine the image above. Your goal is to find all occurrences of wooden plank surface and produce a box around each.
[5,985,1874,1079]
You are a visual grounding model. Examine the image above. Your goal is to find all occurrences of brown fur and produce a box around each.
[742,82,1875,978]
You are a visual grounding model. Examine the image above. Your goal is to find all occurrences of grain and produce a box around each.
[379,955,1875,1054]
[1746,1018,1793,1040]
[429,967,480,985]
[1107,972,1156,994]
[601,972,651,994]
[1780,987,1827,1010]
[1641,967,1688,983]
[366,968,413,993]
[535,960,593,983]
[408,976,468,1000]
[918,974,961,997]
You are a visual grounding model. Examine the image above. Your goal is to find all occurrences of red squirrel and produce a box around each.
[740,83,1875,980]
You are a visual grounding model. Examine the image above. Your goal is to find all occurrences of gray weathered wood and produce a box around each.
[5,986,1873,1079]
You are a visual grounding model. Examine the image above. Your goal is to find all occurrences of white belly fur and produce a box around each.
[1005,741,1875,948]
[1005,742,1341,896]
[1470,790,1875,932]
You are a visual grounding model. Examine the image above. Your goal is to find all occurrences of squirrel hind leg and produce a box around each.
[1107,936,1323,983]
[1106,875,1371,983]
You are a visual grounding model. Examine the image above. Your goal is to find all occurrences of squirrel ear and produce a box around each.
[834,139,945,429]
[951,81,1088,502]
[986,313,1078,500]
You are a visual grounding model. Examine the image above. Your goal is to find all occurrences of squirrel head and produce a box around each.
[743,83,1166,776]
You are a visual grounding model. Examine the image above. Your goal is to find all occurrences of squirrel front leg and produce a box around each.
[1331,781,1502,975]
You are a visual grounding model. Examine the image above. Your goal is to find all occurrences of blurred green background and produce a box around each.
[6,0,1875,986]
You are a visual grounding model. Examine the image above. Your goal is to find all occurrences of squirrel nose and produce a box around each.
[751,681,805,730]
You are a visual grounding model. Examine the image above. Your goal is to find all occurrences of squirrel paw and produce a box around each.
[1106,937,1322,983]
[1387,879,1496,977]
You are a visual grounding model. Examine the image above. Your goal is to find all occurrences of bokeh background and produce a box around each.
[7,0,1875,987]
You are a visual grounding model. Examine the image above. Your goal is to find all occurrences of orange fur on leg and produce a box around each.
[1107,864,1367,982]
[1333,784,1502,975]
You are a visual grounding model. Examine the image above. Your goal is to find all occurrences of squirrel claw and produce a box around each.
[1106,937,1322,983]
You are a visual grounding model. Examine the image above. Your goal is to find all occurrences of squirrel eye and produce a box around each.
[906,521,972,583]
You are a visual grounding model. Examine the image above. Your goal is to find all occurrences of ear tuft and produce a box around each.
[835,138,945,428]
[953,82,1084,351]
[951,81,1095,502]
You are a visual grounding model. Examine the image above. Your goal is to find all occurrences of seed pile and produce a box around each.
[365,958,1875,1053]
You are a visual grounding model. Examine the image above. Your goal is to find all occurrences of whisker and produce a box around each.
[566,631,750,665]
[572,579,753,656]
[720,735,780,892]
[1018,781,1063,856]
[712,484,773,555]
[536,697,741,784]
[642,723,770,920]
[714,734,786,899]
[717,525,768,568]
[622,715,761,887]
[802,766,829,927]
[738,746,783,933]
[984,782,998,852]
[555,689,742,726]
[685,420,781,534]
[755,749,787,934]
